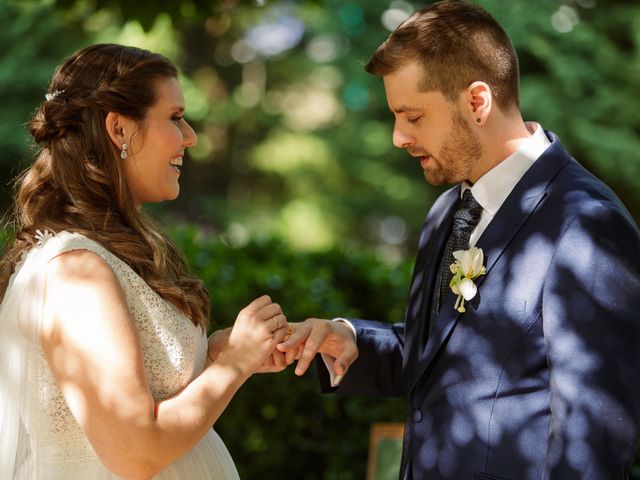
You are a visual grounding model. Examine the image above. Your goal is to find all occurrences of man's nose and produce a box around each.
[392,125,415,149]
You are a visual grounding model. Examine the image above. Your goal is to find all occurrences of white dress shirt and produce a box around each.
[464,122,550,246]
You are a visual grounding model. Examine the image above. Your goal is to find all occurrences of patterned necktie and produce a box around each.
[435,189,484,312]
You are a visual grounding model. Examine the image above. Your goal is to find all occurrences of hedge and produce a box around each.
[170,225,411,479]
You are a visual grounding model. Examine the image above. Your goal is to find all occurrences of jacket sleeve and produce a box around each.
[317,319,406,398]
[542,204,640,478]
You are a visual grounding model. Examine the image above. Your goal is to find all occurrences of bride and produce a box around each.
[0,43,290,479]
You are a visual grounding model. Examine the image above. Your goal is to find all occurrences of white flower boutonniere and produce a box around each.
[449,246,486,313]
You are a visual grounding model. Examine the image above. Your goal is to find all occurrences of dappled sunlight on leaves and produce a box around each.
[251,130,335,174]
[277,199,336,250]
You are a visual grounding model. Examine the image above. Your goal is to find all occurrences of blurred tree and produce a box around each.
[493,0,640,221]
[0,0,85,214]
[2,0,638,254]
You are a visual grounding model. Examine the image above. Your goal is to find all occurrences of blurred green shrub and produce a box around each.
[170,225,411,479]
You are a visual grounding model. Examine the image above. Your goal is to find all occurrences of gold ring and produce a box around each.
[288,324,294,336]
[273,316,280,330]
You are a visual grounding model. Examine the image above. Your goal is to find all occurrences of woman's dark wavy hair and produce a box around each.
[0,44,210,329]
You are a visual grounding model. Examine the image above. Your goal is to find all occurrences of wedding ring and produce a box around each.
[283,323,295,342]
[273,316,280,330]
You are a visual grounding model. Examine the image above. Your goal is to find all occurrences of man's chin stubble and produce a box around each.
[423,168,449,186]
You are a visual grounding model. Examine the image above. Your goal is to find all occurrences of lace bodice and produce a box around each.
[20,232,208,467]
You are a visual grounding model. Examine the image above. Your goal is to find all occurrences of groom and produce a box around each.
[278,1,640,479]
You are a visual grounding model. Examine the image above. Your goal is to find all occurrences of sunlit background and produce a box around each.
[2,0,638,261]
[1,0,639,477]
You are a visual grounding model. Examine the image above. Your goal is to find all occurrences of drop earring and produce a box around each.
[120,143,128,159]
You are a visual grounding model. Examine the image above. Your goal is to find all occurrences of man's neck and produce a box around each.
[468,111,532,184]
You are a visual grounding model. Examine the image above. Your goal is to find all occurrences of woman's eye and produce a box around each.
[407,116,422,124]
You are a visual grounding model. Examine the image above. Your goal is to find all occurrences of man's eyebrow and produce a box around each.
[391,105,424,114]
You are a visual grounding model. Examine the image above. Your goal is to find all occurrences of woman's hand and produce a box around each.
[214,295,288,377]
[207,308,293,374]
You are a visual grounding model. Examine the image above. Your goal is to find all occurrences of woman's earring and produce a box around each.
[120,143,128,159]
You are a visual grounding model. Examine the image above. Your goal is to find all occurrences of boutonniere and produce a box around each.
[449,247,486,313]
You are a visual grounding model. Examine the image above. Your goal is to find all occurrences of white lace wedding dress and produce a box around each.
[0,231,240,479]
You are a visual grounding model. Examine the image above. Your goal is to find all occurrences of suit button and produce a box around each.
[412,409,423,423]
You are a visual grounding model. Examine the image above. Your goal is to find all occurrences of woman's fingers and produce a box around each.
[256,301,283,320]
[228,296,294,374]
[270,350,287,370]
[267,313,288,333]
[243,295,272,314]
[283,343,303,365]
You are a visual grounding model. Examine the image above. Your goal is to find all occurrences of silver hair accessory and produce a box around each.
[45,89,66,102]
[120,143,128,160]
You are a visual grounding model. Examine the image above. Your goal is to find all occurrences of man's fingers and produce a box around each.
[276,323,306,351]
[334,346,357,376]
[284,346,297,365]
[294,332,325,376]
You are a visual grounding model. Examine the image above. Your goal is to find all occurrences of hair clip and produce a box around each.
[45,89,66,102]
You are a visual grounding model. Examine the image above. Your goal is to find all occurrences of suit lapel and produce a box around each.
[408,132,571,393]
[403,187,460,379]
[475,134,570,282]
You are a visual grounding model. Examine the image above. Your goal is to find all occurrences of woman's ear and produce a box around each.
[105,112,129,149]
[464,81,492,126]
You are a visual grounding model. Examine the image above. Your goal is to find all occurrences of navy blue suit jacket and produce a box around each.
[320,132,640,479]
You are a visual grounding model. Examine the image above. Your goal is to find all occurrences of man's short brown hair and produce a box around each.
[366,0,520,111]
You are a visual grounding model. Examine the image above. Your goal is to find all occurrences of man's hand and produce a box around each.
[276,318,358,379]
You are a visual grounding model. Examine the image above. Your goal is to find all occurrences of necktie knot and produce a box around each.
[452,189,483,236]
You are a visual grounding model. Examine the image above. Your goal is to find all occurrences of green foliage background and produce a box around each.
[173,226,412,478]
[1,0,639,477]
